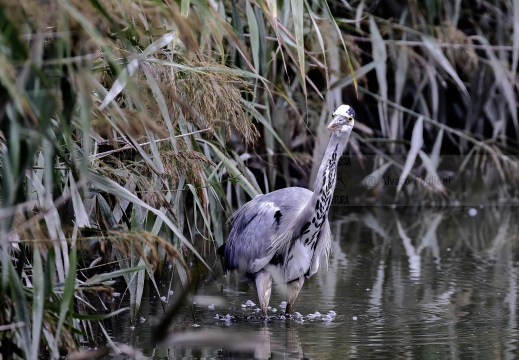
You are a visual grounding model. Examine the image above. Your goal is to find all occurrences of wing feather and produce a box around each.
[224,188,312,274]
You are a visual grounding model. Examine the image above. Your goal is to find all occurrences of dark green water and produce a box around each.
[103,206,519,359]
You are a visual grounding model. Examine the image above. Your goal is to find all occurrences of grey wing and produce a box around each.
[224,187,312,274]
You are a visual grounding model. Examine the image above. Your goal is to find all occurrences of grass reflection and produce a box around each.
[98,206,519,359]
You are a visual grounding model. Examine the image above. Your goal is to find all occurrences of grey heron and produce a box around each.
[220,105,355,317]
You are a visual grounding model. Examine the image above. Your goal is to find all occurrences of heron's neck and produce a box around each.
[307,131,351,220]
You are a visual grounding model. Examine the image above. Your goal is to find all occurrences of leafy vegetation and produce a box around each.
[0,0,518,358]
[335,0,519,202]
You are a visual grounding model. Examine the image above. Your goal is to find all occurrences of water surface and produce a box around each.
[104,206,519,359]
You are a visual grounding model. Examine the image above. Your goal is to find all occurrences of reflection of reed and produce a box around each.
[207,323,304,359]
[321,206,519,358]
[127,207,519,359]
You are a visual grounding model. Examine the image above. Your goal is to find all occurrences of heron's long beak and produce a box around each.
[327,115,344,131]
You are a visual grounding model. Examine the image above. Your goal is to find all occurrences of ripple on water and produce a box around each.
[101,207,519,359]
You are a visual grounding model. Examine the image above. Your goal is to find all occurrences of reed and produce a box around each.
[1,0,518,357]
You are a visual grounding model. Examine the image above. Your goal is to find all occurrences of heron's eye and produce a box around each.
[348,117,353,122]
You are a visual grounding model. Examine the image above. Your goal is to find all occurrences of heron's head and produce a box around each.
[327,105,355,133]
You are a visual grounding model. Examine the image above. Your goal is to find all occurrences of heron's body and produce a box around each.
[224,187,330,280]
[221,105,355,316]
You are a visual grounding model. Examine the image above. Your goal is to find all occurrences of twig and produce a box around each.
[6,177,86,239]
[90,128,212,159]
[22,31,71,39]
[0,200,38,220]
[0,322,25,332]
[347,35,519,51]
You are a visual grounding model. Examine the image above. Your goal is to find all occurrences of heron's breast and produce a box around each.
[282,221,324,280]
[284,240,315,280]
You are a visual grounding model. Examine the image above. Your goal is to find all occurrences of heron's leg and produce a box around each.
[285,277,305,315]
[254,271,272,317]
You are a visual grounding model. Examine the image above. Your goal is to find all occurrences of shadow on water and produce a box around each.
[102,206,519,359]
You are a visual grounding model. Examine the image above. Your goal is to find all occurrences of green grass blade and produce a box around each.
[52,246,78,358]
[430,128,444,169]
[141,63,178,153]
[187,184,213,240]
[330,61,378,91]
[69,173,90,231]
[31,248,44,360]
[305,0,328,91]
[291,0,306,96]
[513,0,519,77]
[422,36,471,106]
[320,0,357,95]
[99,59,139,110]
[472,34,519,138]
[363,161,392,190]
[397,116,423,194]
[57,0,120,73]
[370,16,388,134]
[196,139,260,198]
[418,150,445,192]
[8,262,32,358]
[88,172,211,269]
[73,307,129,321]
[246,101,294,158]
[246,1,260,73]
[181,0,190,16]
[83,265,148,286]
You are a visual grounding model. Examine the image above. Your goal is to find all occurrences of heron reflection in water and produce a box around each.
[219,105,355,317]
